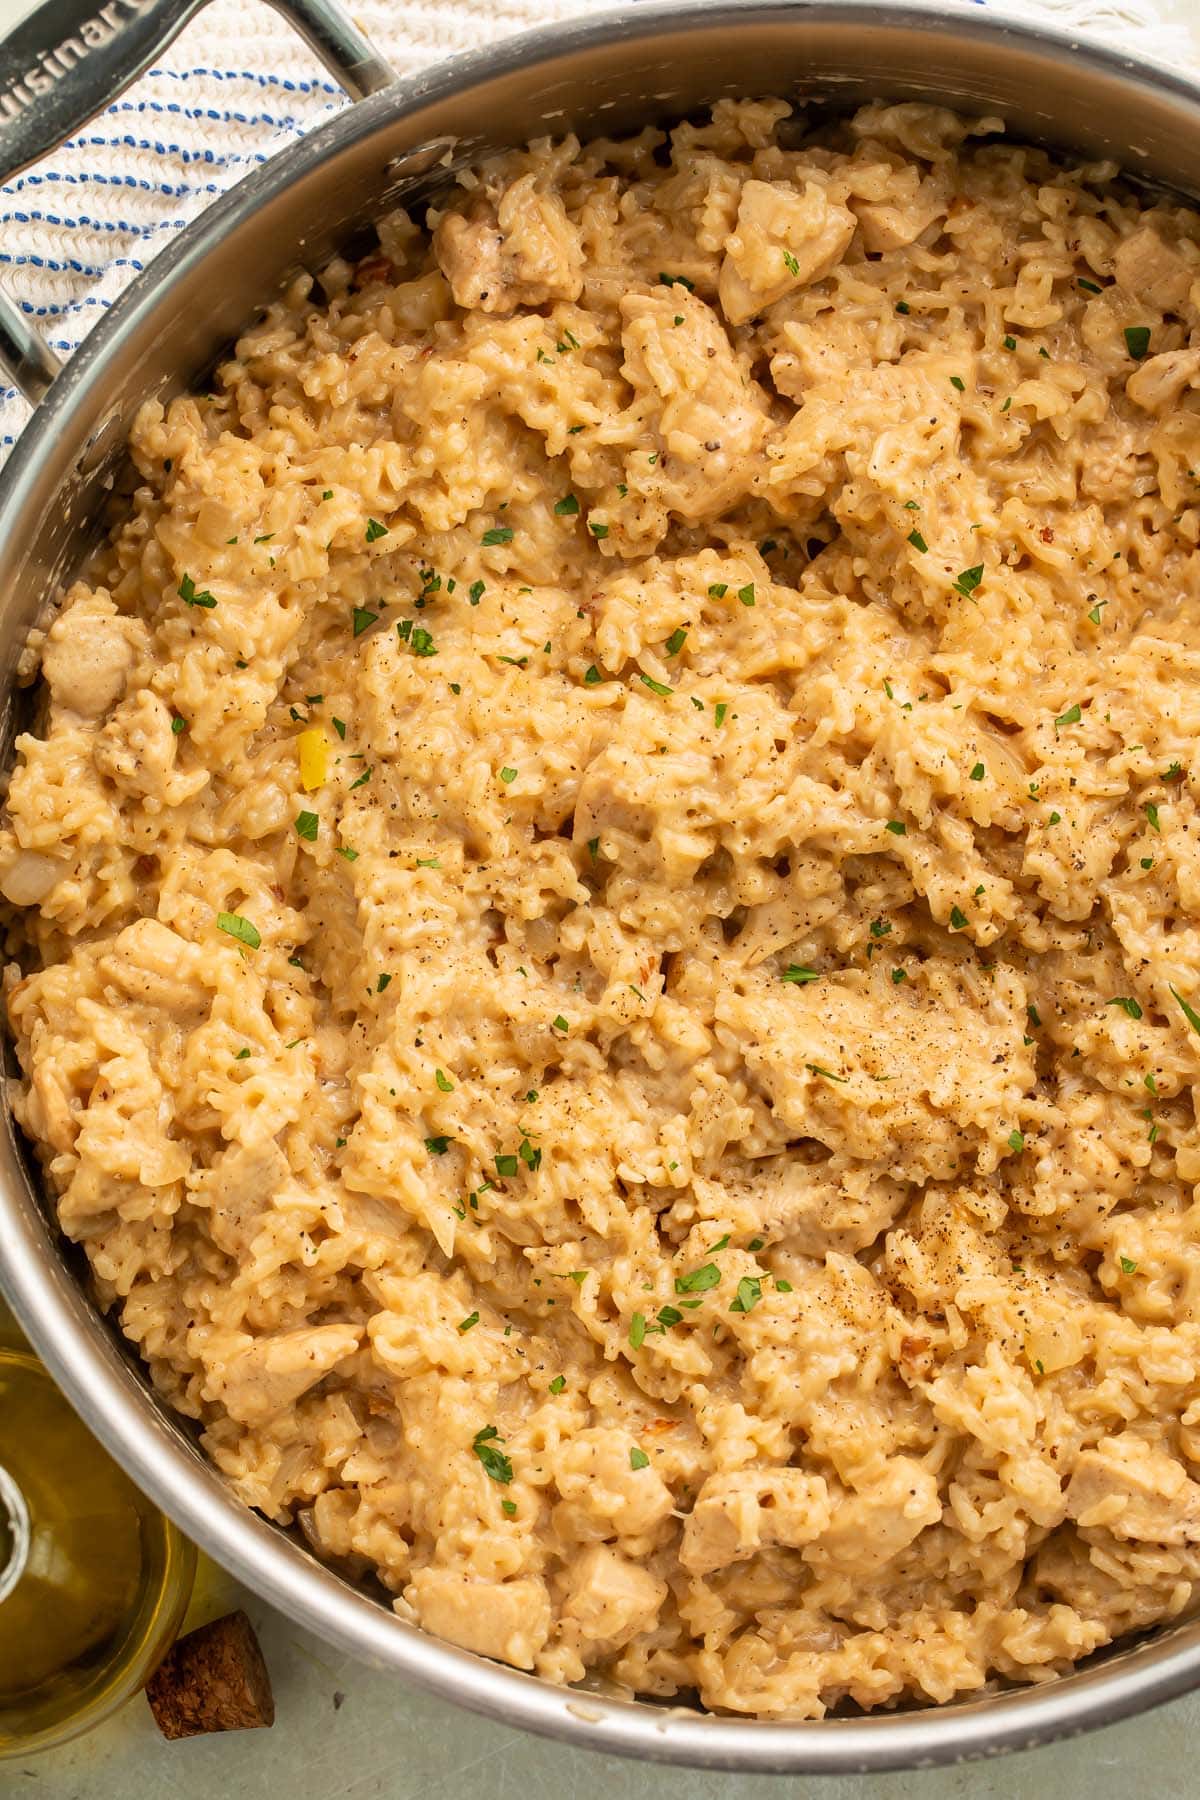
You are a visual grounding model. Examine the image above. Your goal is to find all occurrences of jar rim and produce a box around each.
[0,1463,30,1607]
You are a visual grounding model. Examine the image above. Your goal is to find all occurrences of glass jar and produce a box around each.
[0,1327,196,1758]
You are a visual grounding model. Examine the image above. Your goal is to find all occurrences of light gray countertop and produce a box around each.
[5,0,1200,1793]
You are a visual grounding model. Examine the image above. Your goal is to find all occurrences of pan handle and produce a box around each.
[0,0,397,404]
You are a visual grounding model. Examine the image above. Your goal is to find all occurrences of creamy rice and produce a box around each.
[6,98,1200,1716]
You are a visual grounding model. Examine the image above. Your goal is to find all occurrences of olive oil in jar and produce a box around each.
[0,1335,196,1757]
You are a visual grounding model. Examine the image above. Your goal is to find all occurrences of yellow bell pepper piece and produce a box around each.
[298,727,329,792]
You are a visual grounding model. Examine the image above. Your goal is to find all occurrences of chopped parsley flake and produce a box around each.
[1124,325,1152,360]
[435,1068,454,1091]
[425,1135,451,1155]
[468,580,486,606]
[892,968,907,984]
[885,820,907,835]
[1170,985,1200,1035]
[1107,996,1143,1019]
[1145,802,1161,832]
[1120,1255,1138,1275]
[549,1375,566,1394]
[629,1447,650,1470]
[332,717,347,739]
[499,766,518,784]
[336,846,359,862]
[665,626,688,656]
[295,810,319,841]
[555,494,580,516]
[896,300,910,315]
[737,582,756,607]
[1078,277,1102,294]
[349,767,372,790]
[495,1153,518,1177]
[482,527,513,546]
[458,1312,479,1333]
[352,606,378,637]
[908,529,928,553]
[472,1425,512,1484]
[410,627,437,657]
[806,1063,847,1083]
[639,673,673,698]
[364,518,389,542]
[552,1015,569,1033]
[950,906,968,930]
[781,249,800,276]
[782,964,819,985]
[729,1276,763,1314]
[629,1312,647,1349]
[1008,1129,1025,1154]
[707,582,728,599]
[952,564,984,599]
[950,375,965,392]
[1054,703,1082,727]
[658,272,694,290]
[501,1499,517,1517]
[675,1263,720,1294]
[969,763,986,781]
[1003,334,1017,350]
[588,520,609,539]
[216,911,260,949]
[714,702,728,728]
[376,973,392,992]
[178,573,216,609]
[171,716,188,735]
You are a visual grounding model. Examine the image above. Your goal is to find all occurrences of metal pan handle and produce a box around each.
[0,0,396,403]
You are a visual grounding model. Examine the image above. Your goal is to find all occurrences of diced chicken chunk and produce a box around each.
[560,1545,667,1651]
[435,174,583,314]
[1112,225,1194,312]
[407,1570,551,1669]
[620,289,769,520]
[96,918,212,1023]
[804,1458,942,1573]
[553,1428,674,1538]
[192,1140,290,1258]
[850,164,946,253]
[1126,347,1200,413]
[1065,1433,1200,1544]
[203,1324,361,1427]
[95,689,206,804]
[718,179,856,325]
[680,1469,832,1575]
[42,591,142,721]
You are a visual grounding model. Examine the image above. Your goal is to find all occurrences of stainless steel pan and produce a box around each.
[2,0,1200,1772]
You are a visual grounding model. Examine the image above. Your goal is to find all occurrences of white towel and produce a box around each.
[0,0,1192,458]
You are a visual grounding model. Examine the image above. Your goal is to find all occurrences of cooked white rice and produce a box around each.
[6,98,1200,1716]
